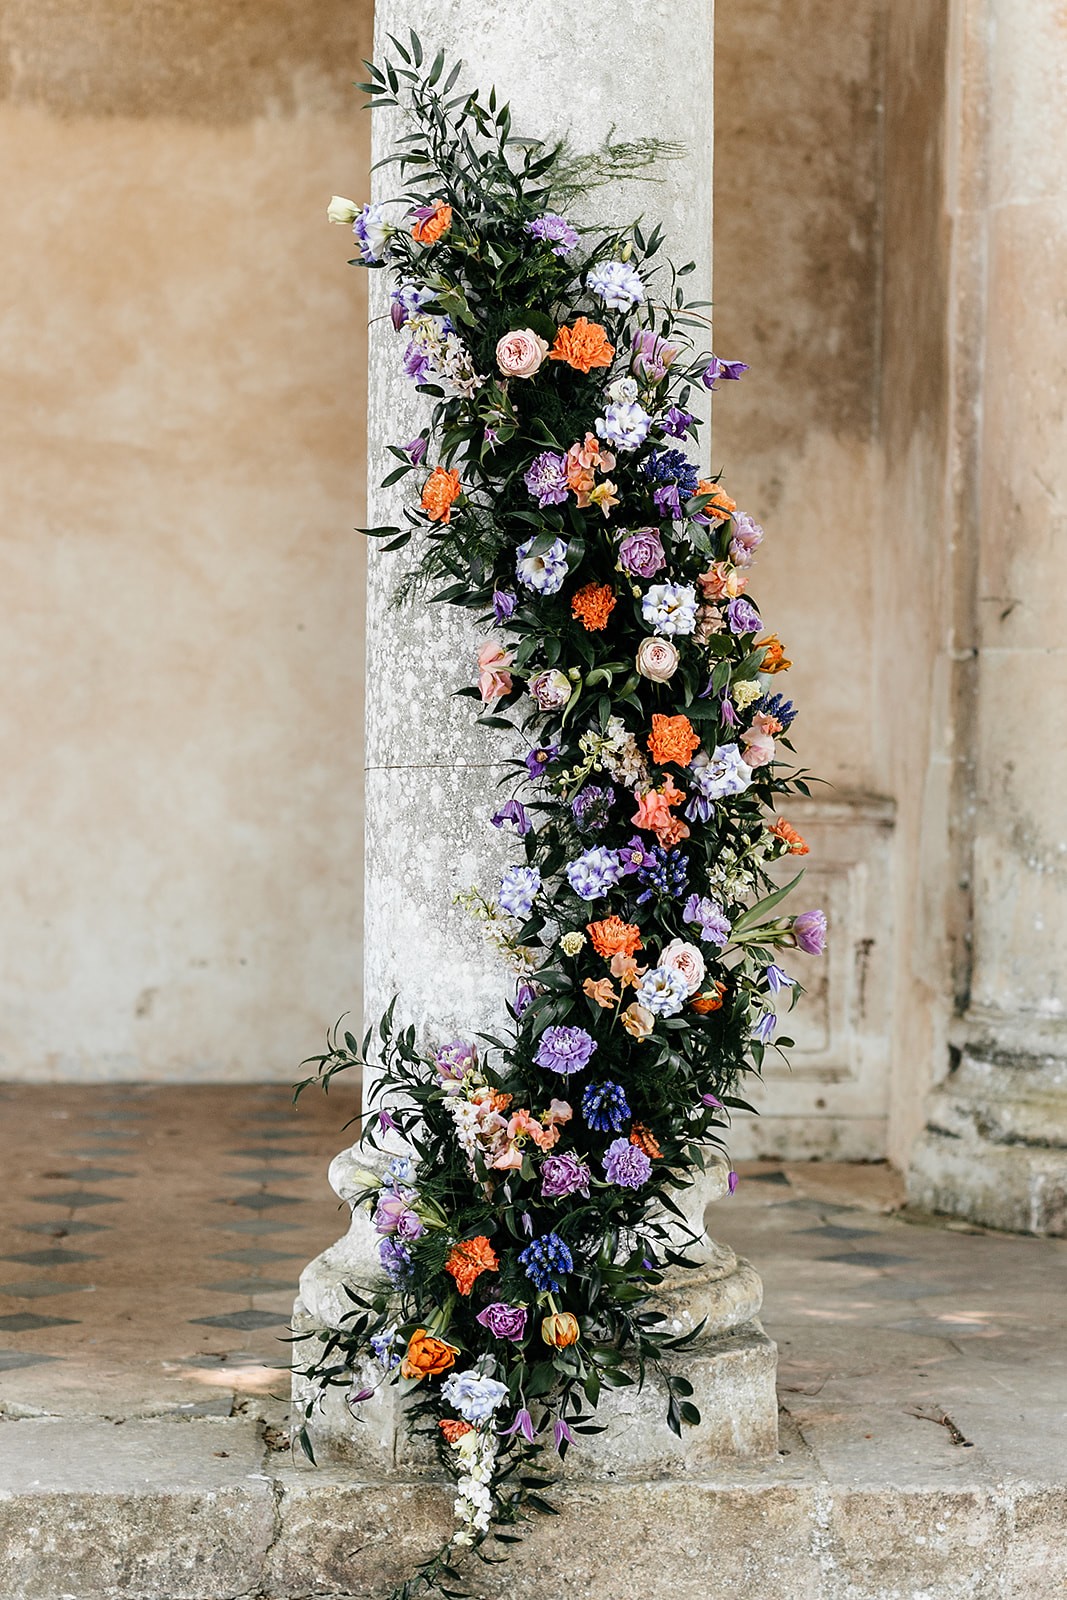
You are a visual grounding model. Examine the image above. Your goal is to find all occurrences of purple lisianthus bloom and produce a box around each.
[753,1011,777,1044]
[498,863,541,920]
[596,401,652,452]
[525,213,579,256]
[586,258,646,310]
[765,963,795,995]
[373,1191,423,1239]
[491,799,531,836]
[582,1080,630,1132]
[402,435,428,465]
[403,342,432,383]
[635,964,689,1017]
[654,484,682,519]
[729,511,764,566]
[378,1237,412,1281]
[352,201,392,263]
[603,1137,652,1189]
[571,784,614,832]
[514,980,537,1016]
[540,1150,592,1200]
[476,1302,528,1341]
[726,597,763,635]
[792,909,828,955]
[661,405,694,439]
[618,526,666,578]
[630,329,679,380]
[701,354,750,388]
[683,893,731,947]
[525,743,559,778]
[535,1024,598,1076]
[617,835,656,876]
[441,1370,510,1424]
[493,588,517,623]
[566,845,624,900]
[686,746,753,821]
[523,451,571,508]
[516,534,569,593]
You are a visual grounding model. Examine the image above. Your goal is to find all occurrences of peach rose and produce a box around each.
[496,328,550,379]
[659,938,707,996]
[635,636,679,682]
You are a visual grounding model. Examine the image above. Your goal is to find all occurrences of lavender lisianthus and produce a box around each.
[529,668,572,712]
[683,894,731,947]
[618,527,666,578]
[726,597,763,635]
[581,1080,630,1133]
[516,534,569,593]
[586,259,646,309]
[523,452,571,509]
[525,213,579,256]
[685,746,753,820]
[729,512,764,566]
[630,330,679,381]
[352,201,393,263]
[435,1040,477,1087]
[641,582,699,637]
[603,1137,652,1189]
[595,401,652,452]
[535,1024,598,1076]
[701,354,750,388]
[566,845,624,900]
[475,1302,528,1341]
[374,1191,424,1241]
[634,965,689,1017]
[540,1150,592,1200]
[498,864,541,919]
[792,910,828,955]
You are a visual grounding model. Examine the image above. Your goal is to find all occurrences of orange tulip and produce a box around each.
[541,1312,580,1348]
[400,1328,458,1380]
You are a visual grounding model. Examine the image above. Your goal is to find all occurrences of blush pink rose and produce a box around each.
[635,636,679,682]
[496,328,550,379]
[659,938,707,995]
[740,726,776,767]
[477,640,513,705]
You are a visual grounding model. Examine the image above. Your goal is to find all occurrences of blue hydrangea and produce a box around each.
[519,1231,574,1293]
[582,1080,631,1133]
[586,259,646,310]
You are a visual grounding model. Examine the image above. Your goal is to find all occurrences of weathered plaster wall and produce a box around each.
[0,2,372,1079]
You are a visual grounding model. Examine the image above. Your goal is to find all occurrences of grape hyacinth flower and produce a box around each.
[595,401,652,452]
[792,910,828,955]
[516,534,569,593]
[758,692,797,730]
[525,213,579,255]
[566,845,624,900]
[726,597,763,636]
[535,1025,598,1076]
[633,844,689,903]
[603,1137,652,1189]
[683,894,731,947]
[641,448,700,498]
[641,582,699,637]
[701,355,750,388]
[540,1150,592,1200]
[523,452,571,509]
[519,1232,574,1293]
[635,965,689,1017]
[498,864,541,919]
[491,799,531,836]
[618,527,666,578]
[586,259,646,309]
[582,1080,631,1133]
[441,1370,511,1424]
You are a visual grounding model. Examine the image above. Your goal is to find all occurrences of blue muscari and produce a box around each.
[758,691,797,730]
[640,448,700,498]
[634,845,689,904]
[519,1231,574,1292]
[582,1080,631,1133]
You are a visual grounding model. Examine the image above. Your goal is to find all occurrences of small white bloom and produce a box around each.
[327,195,359,225]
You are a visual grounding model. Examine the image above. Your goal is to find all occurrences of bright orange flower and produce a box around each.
[696,479,737,521]
[445,1235,499,1296]
[630,1122,663,1159]
[587,916,643,960]
[411,199,452,244]
[549,317,615,373]
[421,466,462,524]
[756,633,792,673]
[541,1312,580,1348]
[583,976,620,1008]
[692,980,728,1015]
[487,1088,514,1113]
[400,1328,458,1379]
[647,714,701,767]
[769,817,809,855]
[571,582,617,631]
[439,1418,473,1444]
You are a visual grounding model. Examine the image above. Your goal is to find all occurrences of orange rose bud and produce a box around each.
[647,713,701,767]
[439,1418,474,1444]
[549,317,615,374]
[400,1328,458,1380]
[571,581,617,632]
[630,1122,662,1159]
[696,479,737,520]
[756,633,792,674]
[411,199,452,244]
[541,1311,580,1349]
[692,980,728,1014]
[445,1235,499,1296]
[769,817,809,855]
[420,465,462,524]
[587,916,643,960]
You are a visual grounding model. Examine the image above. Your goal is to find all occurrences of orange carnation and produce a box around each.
[411,199,452,244]
[697,479,737,521]
[630,1122,662,1159]
[400,1328,458,1380]
[769,817,809,855]
[445,1235,499,1296]
[439,1418,474,1444]
[571,582,617,631]
[757,633,792,674]
[421,466,462,524]
[549,317,615,374]
[692,980,728,1014]
[587,916,643,960]
[647,713,701,767]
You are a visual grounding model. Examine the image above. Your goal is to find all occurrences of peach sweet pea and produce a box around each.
[583,976,620,1008]
[621,1002,655,1040]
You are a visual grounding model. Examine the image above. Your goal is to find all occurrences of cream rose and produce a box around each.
[635,636,680,682]
[659,938,707,996]
[496,328,550,379]
[327,195,359,225]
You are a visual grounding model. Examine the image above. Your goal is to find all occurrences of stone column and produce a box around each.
[908,0,1067,1234]
[295,0,778,1463]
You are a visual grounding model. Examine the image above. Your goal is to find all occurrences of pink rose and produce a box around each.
[496,328,550,379]
[477,640,513,705]
[635,636,679,682]
[659,938,706,995]
[740,726,775,767]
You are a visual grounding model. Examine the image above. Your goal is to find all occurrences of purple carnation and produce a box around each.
[540,1150,592,1200]
[792,909,828,955]
[525,213,579,256]
[524,451,571,508]
[476,1302,528,1341]
[726,597,763,636]
[618,527,666,578]
[535,1025,597,1076]
[603,1137,652,1189]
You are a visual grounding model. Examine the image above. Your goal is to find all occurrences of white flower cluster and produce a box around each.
[406,312,485,399]
[453,886,537,974]
[596,716,647,788]
[450,1428,499,1544]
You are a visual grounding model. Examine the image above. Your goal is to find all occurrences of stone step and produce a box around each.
[1,1416,1063,1599]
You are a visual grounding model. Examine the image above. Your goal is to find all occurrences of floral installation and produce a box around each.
[305,34,826,1600]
